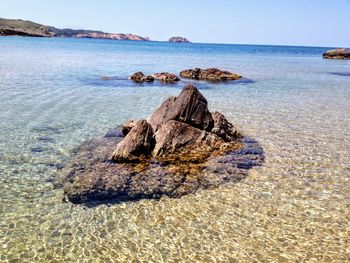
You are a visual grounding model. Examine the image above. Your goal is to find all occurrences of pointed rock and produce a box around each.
[149,84,214,132]
[111,120,155,162]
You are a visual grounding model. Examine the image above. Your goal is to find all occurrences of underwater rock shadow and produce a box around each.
[329,72,350,77]
[59,127,264,207]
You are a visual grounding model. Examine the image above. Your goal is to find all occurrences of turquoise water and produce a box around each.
[0,37,349,262]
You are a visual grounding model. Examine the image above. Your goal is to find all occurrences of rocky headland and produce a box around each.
[323,48,350,59]
[62,84,264,204]
[169,37,190,43]
[0,18,150,41]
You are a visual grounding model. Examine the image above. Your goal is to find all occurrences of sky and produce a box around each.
[1,0,349,47]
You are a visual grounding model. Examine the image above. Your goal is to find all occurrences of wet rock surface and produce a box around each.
[129,72,180,83]
[211,111,238,141]
[180,68,242,82]
[323,48,350,59]
[151,72,180,83]
[129,72,155,83]
[149,85,213,131]
[121,120,136,136]
[62,85,264,204]
[111,120,155,162]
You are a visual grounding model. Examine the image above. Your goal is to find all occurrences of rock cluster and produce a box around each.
[323,48,350,59]
[62,85,264,203]
[111,84,236,163]
[129,72,180,83]
[151,72,180,83]
[180,68,242,81]
[129,72,155,83]
[129,68,242,84]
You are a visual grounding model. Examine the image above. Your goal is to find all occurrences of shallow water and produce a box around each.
[0,37,349,262]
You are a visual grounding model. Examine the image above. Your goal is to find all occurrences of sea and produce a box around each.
[0,37,349,262]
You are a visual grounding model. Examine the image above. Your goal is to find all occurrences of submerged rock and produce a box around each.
[62,84,263,203]
[151,72,180,83]
[180,68,241,81]
[323,48,350,59]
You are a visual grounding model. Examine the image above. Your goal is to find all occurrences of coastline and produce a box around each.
[0,38,349,262]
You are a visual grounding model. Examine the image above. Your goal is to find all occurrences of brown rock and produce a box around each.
[129,72,154,83]
[153,120,223,160]
[180,68,241,81]
[121,120,136,136]
[149,96,177,131]
[61,84,265,204]
[111,120,155,162]
[323,48,350,59]
[149,84,214,131]
[151,72,180,83]
[211,111,237,141]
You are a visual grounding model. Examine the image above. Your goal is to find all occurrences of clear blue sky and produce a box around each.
[1,0,349,47]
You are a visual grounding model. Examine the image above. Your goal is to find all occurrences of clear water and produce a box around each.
[0,37,349,262]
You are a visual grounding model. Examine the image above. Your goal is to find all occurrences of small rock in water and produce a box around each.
[129,72,154,83]
[180,68,241,82]
[101,76,113,80]
[151,72,180,83]
[323,48,350,59]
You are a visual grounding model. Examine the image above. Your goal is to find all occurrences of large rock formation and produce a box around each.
[323,48,350,59]
[169,37,190,43]
[180,68,242,82]
[62,85,264,203]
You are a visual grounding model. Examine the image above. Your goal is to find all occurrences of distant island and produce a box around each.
[0,18,150,41]
[169,36,190,43]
